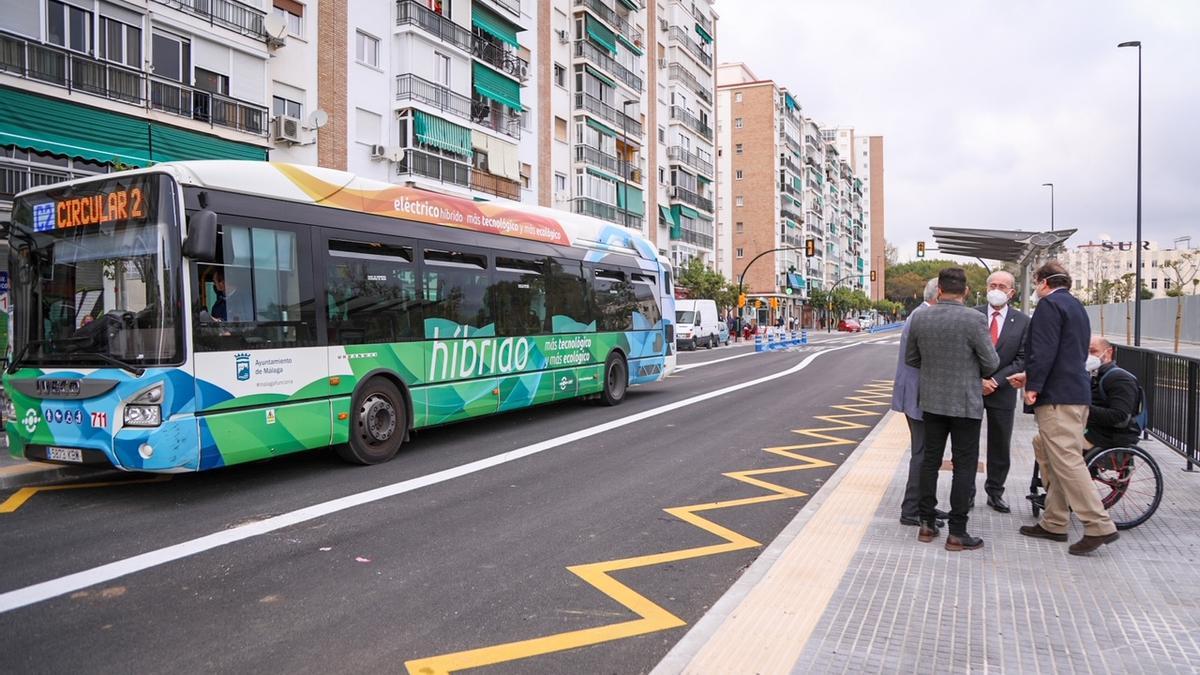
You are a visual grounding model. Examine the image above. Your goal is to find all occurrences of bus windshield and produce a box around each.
[8,174,182,369]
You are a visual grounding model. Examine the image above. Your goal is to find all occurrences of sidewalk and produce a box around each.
[656,408,1200,674]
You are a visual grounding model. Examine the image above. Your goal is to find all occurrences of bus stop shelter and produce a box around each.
[929,227,1076,304]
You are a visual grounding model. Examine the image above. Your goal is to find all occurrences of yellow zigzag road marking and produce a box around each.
[0,475,171,514]
[405,380,894,675]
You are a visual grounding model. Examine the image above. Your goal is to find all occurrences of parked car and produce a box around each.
[837,318,862,332]
[675,299,720,350]
[717,321,731,346]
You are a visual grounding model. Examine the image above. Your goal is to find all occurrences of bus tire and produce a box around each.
[600,352,628,406]
[336,377,407,465]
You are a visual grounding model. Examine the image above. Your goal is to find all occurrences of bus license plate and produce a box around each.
[47,447,83,463]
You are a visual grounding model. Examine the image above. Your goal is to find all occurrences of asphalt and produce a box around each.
[0,331,896,674]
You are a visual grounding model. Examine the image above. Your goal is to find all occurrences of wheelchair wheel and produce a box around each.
[1086,446,1163,530]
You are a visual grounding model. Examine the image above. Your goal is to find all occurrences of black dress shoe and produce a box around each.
[945,532,984,551]
[987,494,1011,513]
[917,521,940,542]
[934,509,950,520]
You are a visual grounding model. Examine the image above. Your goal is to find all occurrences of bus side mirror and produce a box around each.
[183,209,218,262]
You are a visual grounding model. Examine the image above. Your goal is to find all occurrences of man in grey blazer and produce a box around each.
[892,278,945,526]
[906,268,999,551]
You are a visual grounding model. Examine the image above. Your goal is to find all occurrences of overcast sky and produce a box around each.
[715,1,1199,263]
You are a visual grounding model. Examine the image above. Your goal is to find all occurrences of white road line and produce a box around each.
[0,342,866,615]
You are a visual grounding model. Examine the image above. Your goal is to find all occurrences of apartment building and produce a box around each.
[1059,240,1199,301]
[828,126,885,300]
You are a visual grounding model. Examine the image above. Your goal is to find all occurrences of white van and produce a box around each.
[675,299,720,350]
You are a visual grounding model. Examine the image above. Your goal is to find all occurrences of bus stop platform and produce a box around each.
[654,408,1200,674]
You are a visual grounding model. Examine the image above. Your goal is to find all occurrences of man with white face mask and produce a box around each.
[1086,336,1142,449]
[975,271,1030,513]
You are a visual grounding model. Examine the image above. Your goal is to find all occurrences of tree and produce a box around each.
[884,258,989,311]
[1160,253,1198,353]
[884,240,899,268]
[677,258,727,302]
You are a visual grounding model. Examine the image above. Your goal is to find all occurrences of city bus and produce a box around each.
[2,161,674,471]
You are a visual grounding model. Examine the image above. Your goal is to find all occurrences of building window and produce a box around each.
[735,117,744,129]
[520,163,532,189]
[659,167,666,184]
[555,172,567,193]
[47,0,92,53]
[736,221,744,233]
[1164,278,1172,290]
[735,92,743,103]
[433,51,450,85]
[554,63,566,87]
[194,68,229,96]
[555,117,568,142]
[735,143,743,155]
[736,247,744,258]
[735,169,743,180]
[100,17,141,69]
[735,196,744,207]
[151,33,190,83]
[356,31,380,68]
[1151,278,1158,289]
[273,3,304,37]
[474,151,490,173]
[659,126,666,142]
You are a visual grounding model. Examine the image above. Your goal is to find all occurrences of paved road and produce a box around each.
[0,330,898,674]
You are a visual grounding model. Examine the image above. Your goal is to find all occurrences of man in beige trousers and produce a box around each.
[1010,261,1118,555]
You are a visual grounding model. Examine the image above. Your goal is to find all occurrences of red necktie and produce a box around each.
[990,311,1000,346]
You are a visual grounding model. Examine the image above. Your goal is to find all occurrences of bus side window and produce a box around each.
[630,273,661,329]
[592,268,635,333]
[545,259,594,333]
[325,240,418,345]
[422,248,492,337]
[492,256,546,337]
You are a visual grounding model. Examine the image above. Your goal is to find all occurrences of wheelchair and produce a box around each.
[1027,445,1163,530]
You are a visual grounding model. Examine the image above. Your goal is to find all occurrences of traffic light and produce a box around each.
[917,241,926,258]
[738,293,747,308]
[870,270,877,282]
[805,238,816,257]
[769,297,779,309]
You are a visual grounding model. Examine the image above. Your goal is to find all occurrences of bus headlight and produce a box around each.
[124,405,161,427]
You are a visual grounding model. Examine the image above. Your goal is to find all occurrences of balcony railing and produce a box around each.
[149,77,267,134]
[573,196,643,228]
[670,185,713,213]
[473,33,529,81]
[396,0,473,53]
[667,26,712,69]
[152,0,266,39]
[692,6,714,33]
[667,146,713,176]
[396,73,473,120]
[667,63,710,104]
[781,205,803,224]
[575,92,642,136]
[470,97,522,139]
[574,40,642,91]
[472,169,521,199]
[397,148,471,188]
[669,105,712,139]
[575,145,639,181]
[672,223,714,250]
[575,0,644,47]
[0,158,102,202]
[1,32,145,104]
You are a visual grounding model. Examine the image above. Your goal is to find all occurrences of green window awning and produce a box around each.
[585,15,617,54]
[672,204,700,221]
[695,23,713,44]
[659,204,676,226]
[784,93,797,110]
[584,64,617,89]
[472,4,521,49]
[472,62,522,111]
[697,174,712,185]
[616,33,643,56]
[413,110,472,156]
[788,273,806,289]
[585,117,617,137]
[617,0,639,10]
[586,167,618,182]
[617,184,644,216]
[0,86,265,167]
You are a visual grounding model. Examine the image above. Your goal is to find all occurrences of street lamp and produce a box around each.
[1118,40,1142,346]
[1041,182,1054,232]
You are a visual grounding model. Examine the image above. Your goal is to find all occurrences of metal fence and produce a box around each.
[1085,295,1200,344]
[1114,344,1200,469]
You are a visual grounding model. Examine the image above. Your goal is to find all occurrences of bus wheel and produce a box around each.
[600,352,628,406]
[337,378,407,465]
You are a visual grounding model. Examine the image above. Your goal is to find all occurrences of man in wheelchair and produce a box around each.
[1085,336,1142,451]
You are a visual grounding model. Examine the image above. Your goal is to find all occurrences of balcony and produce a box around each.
[397,148,471,188]
[152,0,266,39]
[396,0,473,53]
[781,155,803,176]
[472,169,521,200]
[670,185,713,213]
[575,145,639,181]
[781,204,803,224]
[667,26,712,69]
[667,63,710,104]
[0,157,102,202]
[481,0,521,17]
[396,73,472,120]
[669,105,712,139]
[667,146,713,176]
[1,32,145,105]
[575,0,644,48]
[573,196,643,229]
[574,40,642,91]
[470,97,522,140]
[671,221,714,250]
[575,92,641,136]
[473,33,529,81]
[692,6,714,33]
[150,78,267,134]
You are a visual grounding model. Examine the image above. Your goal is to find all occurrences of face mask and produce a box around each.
[986,289,1009,307]
[1085,355,1102,373]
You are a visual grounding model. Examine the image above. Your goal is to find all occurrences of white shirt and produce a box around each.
[987,303,1009,340]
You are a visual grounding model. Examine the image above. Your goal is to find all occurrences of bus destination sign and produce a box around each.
[34,186,147,232]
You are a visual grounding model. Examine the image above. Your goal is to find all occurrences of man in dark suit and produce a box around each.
[976,270,1029,513]
[1012,261,1118,556]
[906,268,999,551]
